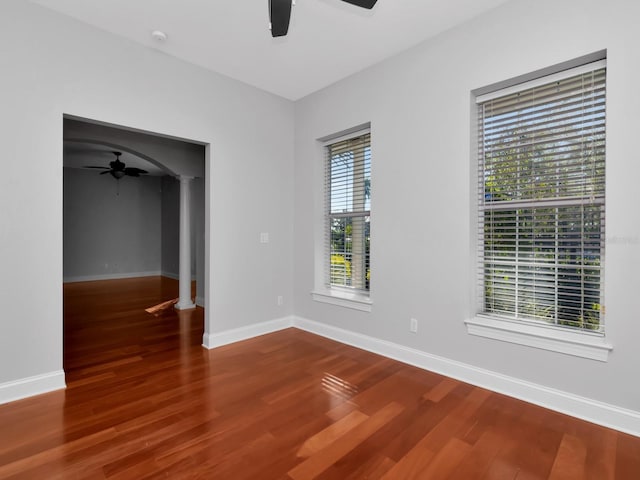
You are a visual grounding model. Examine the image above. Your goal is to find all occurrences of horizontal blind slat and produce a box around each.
[477,63,605,331]
[325,132,371,292]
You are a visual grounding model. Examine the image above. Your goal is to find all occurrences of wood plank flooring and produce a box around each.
[0,276,639,479]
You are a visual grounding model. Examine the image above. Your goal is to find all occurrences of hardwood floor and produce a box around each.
[0,276,638,479]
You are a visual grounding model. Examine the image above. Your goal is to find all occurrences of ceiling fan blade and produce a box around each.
[270,0,292,37]
[342,0,378,8]
[124,168,148,177]
[83,166,110,170]
[99,170,111,175]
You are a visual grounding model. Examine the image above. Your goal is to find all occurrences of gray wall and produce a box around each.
[63,167,161,281]
[293,0,640,414]
[64,169,205,304]
[161,175,180,278]
[3,0,640,433]
[0,0,294,389]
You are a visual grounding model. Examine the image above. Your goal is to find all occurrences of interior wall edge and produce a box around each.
[202,316,295,349]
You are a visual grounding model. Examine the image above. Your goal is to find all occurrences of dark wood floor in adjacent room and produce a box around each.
[0,276,638,479]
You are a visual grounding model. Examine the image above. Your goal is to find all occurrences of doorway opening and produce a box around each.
[62,115,208,377]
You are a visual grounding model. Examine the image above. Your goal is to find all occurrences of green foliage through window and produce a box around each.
[478,63,606,332]
[326,132,371,292]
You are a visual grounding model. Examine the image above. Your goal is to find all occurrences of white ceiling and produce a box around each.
[32,0,512,100]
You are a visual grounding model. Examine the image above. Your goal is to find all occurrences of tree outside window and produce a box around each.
[478,64,605,331]
[327,133,371,292]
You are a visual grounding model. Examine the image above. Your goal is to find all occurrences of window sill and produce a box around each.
[465,315,612,362]
[311,289,372,312]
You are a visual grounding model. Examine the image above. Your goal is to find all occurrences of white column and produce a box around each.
[175,175,196,310]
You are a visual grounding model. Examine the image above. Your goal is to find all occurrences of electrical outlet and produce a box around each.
[277,296,283,306]
[410,318,418,333]
[260,232,269,243]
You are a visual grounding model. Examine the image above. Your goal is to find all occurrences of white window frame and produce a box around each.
[466,56,612,361]
[312,125,372,312]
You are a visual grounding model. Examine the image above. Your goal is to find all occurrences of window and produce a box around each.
[475,60,606,336]
[325,131,371,294]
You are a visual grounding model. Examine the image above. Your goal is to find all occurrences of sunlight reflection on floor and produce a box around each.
[322,372,359,404]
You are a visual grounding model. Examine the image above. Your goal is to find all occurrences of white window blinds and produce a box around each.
[325,131,371,292]
[477,61,606,331]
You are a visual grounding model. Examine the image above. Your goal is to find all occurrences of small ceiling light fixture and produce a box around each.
[151,30,168,42]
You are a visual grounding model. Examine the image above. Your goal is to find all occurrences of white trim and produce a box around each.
[195,296,205,307]
[63,271,197,283]
[202,316,294,349]
[0,370,66,405]
[63,271,162,283]
[161,271,179,280]
[476,59,607,103]
[175,300,196,311]
[161,271,197,281]
[465,316,612,362]
[192,312,633,437]
[311,289,372,312]
[472,51,606,98]
[318,123,371,144]
[292,316,639,438]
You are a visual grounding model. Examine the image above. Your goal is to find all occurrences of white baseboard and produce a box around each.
[293,316,640,438]
[160,271,197,281]
[202,316,294,349]
[160,271,179,280]
[0,370,66,405]
[64,271,162,283]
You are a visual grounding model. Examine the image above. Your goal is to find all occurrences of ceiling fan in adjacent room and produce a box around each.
[84,151,148,180]
[269,0,378,37]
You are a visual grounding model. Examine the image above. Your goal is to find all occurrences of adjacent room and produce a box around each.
[1,0,639,478]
